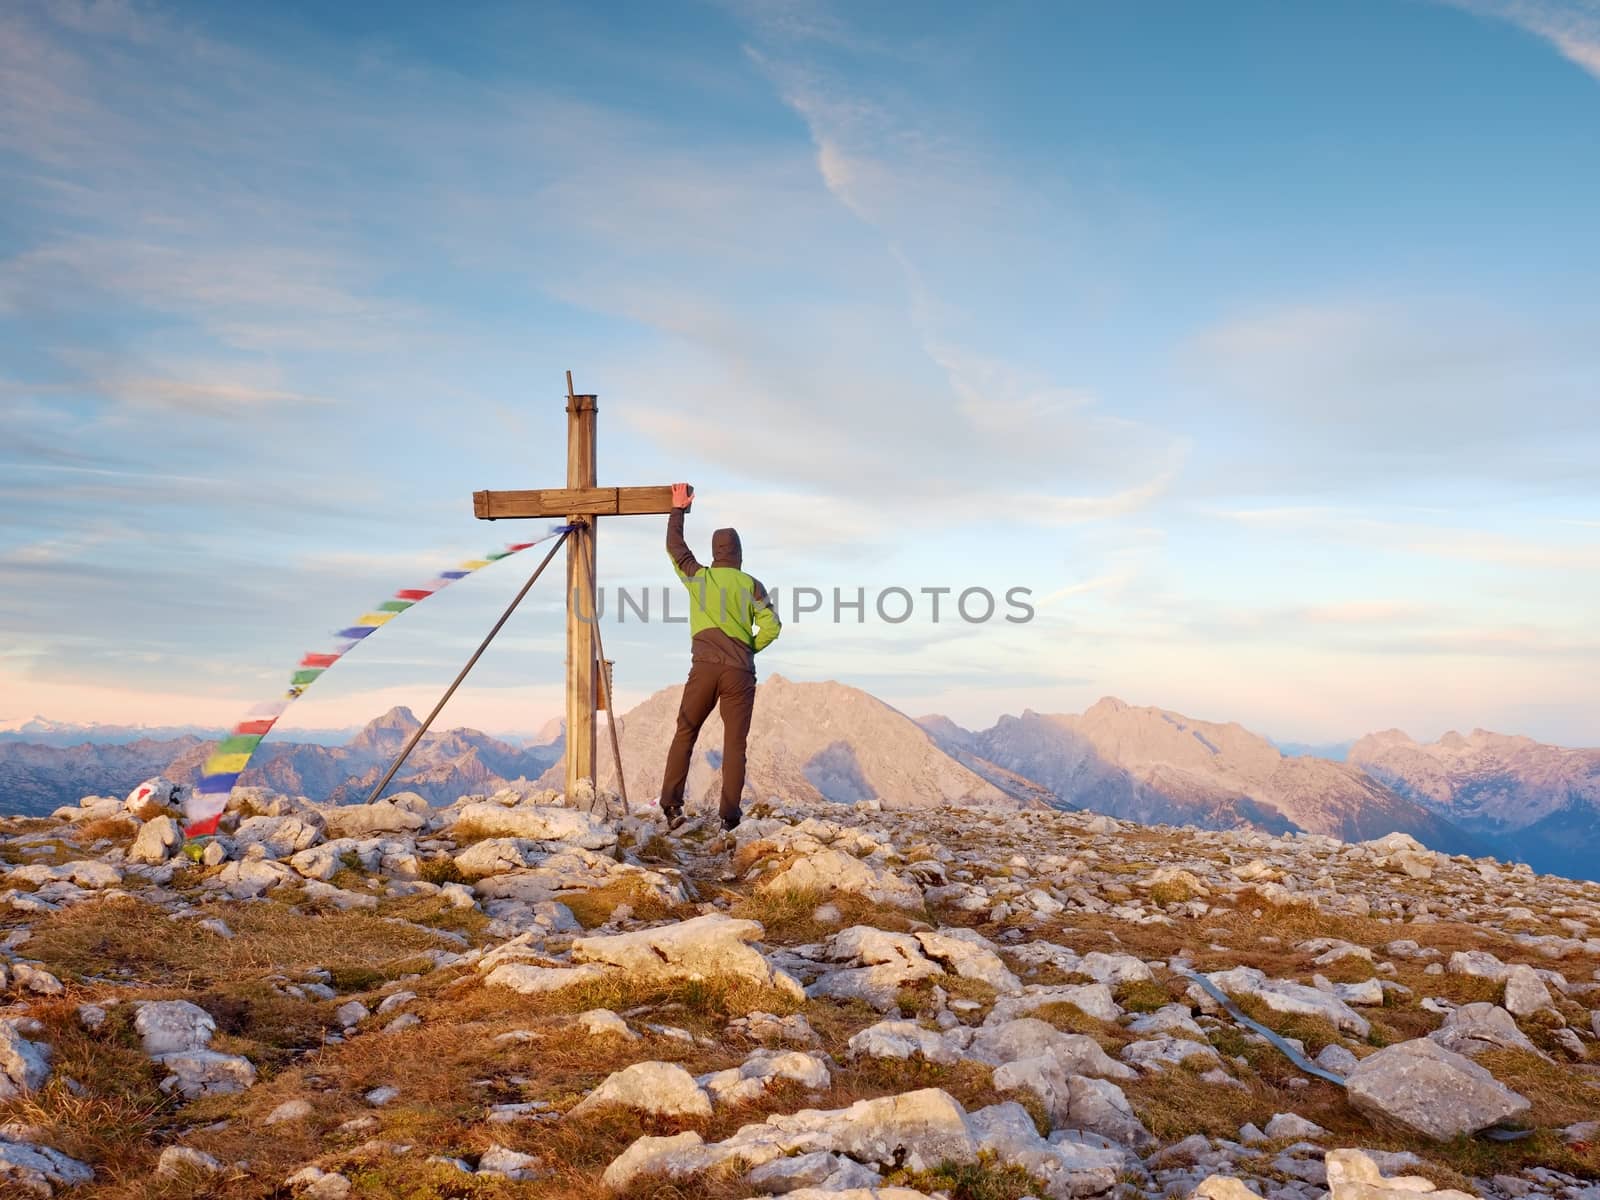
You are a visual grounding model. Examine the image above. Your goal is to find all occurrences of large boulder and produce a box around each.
[207,859,295,900]
[571,914,802,999]
[452,802,614,850]
[1344,1039,1531,1140]
[756,848,922,909]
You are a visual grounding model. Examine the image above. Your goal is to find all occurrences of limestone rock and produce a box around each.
[452,802,614,849]
[1203,966,1371,1037]
[744,1151,881,1193]
[968,1019,1136,1080]
[156,1146,224,1176]
[0,1135,95,1197]
[264,1098,314,1124]
[848,1020,964,1066]
[323,801,426,838]
[1447,950,1510,982]
[1344,1039,1531,1140]
[453,837,544,879]
[1429,1003,1541,1057]
[966,1100,1126,1198]
[1193,1178,1265,1199]
[0,1024,51,1098]
[572,914,802,999]
[700,1049,830,1107]
[483,963,608,995]
[285,1166,354,1198]
[567,1061,713,1119]
[757,848,923,908]
[987,983,1121,1025]
[1502,964,1554,1018]
[806,926,946,1011]
[155,1049,258,1099]
[477,1144,544,1181]
[914,928,1022,992]
[129,816,183,864]
[1324,1147,1478,1199]
[770,1087,977,1171]
[577,1009,637,1040]
[134,1000,217,1056]
[233,814,325,857]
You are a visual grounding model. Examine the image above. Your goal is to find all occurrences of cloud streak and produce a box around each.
[1441,0,1600,80]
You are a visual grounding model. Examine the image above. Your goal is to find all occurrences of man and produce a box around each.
[659,481,781,832]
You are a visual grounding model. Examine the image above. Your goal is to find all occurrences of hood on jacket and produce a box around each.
[711,527,743,568]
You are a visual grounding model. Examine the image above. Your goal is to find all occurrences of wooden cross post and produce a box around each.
[473,376,679,801]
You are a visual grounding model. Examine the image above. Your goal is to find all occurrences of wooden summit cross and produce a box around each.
[472,375,678,800]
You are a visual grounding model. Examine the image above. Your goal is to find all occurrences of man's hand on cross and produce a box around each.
[672,482,695,512]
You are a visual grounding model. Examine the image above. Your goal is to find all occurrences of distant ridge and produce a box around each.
[919,697,1477,853]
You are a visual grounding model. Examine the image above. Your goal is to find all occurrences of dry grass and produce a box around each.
[887,1154,1053,1200]
[560,878,686,930]
[728,886,924,943]
[73,815,141,846]
[17,895,457,991]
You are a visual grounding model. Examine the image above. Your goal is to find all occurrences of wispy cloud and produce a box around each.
[1440,0,1600,80]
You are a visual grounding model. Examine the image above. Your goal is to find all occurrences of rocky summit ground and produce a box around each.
[1,785,1598,1200]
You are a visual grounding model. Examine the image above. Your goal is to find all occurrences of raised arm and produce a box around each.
[666,484,702,579]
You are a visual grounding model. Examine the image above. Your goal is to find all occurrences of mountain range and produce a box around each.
[3,683,1595,879]
[1349,727,1600,881]
[917,697,1476,852]
[0,711,564,816]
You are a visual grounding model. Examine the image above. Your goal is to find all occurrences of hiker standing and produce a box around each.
[658,483,781,831]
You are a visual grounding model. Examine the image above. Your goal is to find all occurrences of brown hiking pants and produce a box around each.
[660,661,755,826]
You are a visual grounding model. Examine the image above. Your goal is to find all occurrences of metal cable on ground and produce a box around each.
[366,530,572,804]
[1180,970,1350,1086]
[1180,969,1537,1142]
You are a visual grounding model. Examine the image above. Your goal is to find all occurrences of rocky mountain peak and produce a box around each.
[347,706,422,753]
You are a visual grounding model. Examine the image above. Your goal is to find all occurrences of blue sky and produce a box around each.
[2,0,1597,746]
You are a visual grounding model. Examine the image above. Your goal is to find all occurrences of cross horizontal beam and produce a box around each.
[473,485,676,520]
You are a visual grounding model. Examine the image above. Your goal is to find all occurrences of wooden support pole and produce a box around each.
[565,390,598,799]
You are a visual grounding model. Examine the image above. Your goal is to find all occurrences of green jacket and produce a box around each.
[667,509,780,671]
